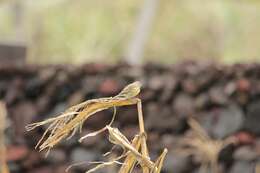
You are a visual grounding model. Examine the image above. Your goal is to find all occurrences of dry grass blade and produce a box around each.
[107,126,169,173]
[81,125,167,173]
[153,149,168,173]
[65,152,127,173]
[118,135,141,173]
[26,81,142,152]
[176,118,233,173]
[85,154,127,173]
[0,101,9,173]
[26,81,168,173]
[72,126,145,173]
[106,126,155,170]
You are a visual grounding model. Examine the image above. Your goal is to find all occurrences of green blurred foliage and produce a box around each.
[0,0,260,64]
[148,0,260,64]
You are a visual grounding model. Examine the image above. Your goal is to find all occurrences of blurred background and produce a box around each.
[1,0,260,64]
[0,1,260,173]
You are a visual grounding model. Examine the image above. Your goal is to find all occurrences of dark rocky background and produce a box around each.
[1,62,259,173]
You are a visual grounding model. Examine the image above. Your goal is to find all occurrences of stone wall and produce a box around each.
[1,62,259,173]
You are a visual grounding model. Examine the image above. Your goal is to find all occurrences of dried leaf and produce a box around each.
[26,82,142,152]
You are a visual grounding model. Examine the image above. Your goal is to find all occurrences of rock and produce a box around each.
[6,145,29,161]
[24,68,56,99]
[147,76,164,91]
[163,152,192,173]
[201,105,244,138]
[71,148,97,163]
[173,93,195,117]
[195,93,211,109]
[236,78,251,92]
[161,134,177,150]
[28,166,53,173]
[83,110,110,129]
[256,139,260,157]
[48,102,67,117]
[250,81,260,98]
[5,77,24,104]
[229,161,255,173]
[70,148,98,171]
[245,100,260,135]
[7,162,20,173]
[224,81,237,96]
[117,106,138,126]
[233,131,255,145]
[35,95,51,114]
[140,89,156,102]
[83,63,110,74]
[159,75,178,103]
[11,101,37,126]
[234,146,258,161]
[67,90,85,106]
[2,63,260,173]
[236,92,249,105]
[98,79,120,96]
[25,77,44,98]
[147,132,161,151]
[22,151,42,169]
[209,86,228,105]
[219,144,236,167]
[146,103,181,132]
[47,149,66,163]
[181,78,198,94]
[59,134,78,149]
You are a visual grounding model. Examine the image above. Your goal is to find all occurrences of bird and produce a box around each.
[115,81,142,99]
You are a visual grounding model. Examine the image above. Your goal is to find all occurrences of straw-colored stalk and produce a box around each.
[256,164,260,173]
[26,81,168,172]
[0,101,9,173]
[176,118,235,173]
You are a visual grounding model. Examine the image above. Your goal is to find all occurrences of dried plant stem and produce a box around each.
[0,102,9,173]
[154,148,168,173]
[107,126,154,169]
[136,99,150,173]
[118,135,141,173]
[26,81,168,173]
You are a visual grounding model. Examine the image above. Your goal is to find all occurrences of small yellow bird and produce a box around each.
[115,81,142,99]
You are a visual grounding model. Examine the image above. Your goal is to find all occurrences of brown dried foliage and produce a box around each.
[26,81,168,173]
[176,118,235,173]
